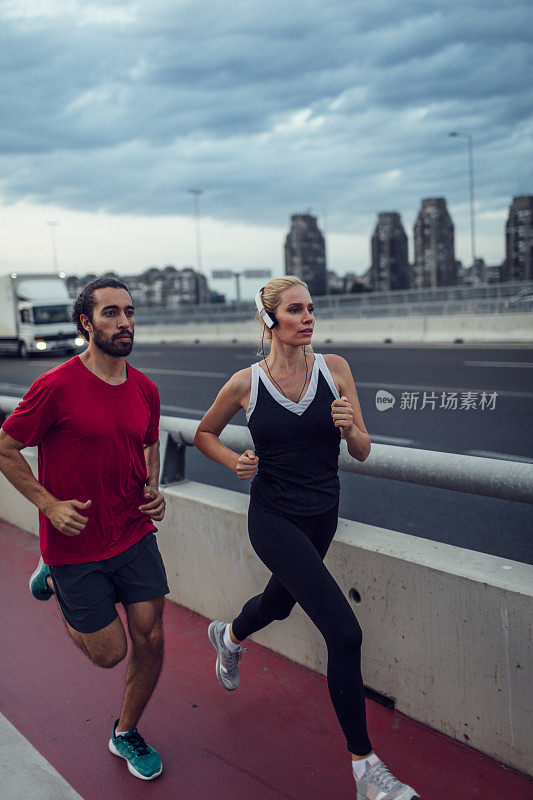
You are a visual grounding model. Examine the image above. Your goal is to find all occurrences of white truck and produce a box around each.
[0,272,85,357]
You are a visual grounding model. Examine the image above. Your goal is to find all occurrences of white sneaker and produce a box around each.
[356,756,420,800]
[207,620,246,691]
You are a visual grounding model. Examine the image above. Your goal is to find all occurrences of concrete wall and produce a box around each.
[1,457,532,775]
[134,313,533,345]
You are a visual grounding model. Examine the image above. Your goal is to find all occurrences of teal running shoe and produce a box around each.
[29,557,53,601]
[109,720,162,780]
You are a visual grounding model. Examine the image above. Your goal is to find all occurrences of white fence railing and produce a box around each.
[1,396,531,504]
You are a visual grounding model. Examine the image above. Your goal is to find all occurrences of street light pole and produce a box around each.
[46,220,60,271]
[188,189,203,272]
[448,132,476,268]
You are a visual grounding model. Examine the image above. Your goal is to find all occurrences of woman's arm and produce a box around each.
[194,369,259,480]
[324,354,371,462]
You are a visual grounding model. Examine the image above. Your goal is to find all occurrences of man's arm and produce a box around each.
[144,439,160,488]
[0,429,91,536]
[139,440,165,521]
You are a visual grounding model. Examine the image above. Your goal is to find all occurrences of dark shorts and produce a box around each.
[49,532,169,634]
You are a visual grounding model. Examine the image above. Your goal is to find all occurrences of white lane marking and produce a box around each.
[355,381,533,400]
[0,713,84,799]
[161,404,204,417]
[0,382,27,394]
[466,450,533,463]
[1,391,527,459]
[222,369,533,399]
[463,361,533,368]
[27,360,62,368]
[370,434,414,446]
[138,367,227,378]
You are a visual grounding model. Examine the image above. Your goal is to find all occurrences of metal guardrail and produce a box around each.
[134,281,533,325]
[158,414,533,504]
[1,397,531,504]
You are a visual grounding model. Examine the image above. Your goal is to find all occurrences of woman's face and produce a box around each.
[273,285,314,346]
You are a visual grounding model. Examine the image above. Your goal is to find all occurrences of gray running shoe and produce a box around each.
[356,756,420,800]
[208,620,246,691]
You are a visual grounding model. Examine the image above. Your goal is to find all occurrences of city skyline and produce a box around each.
[15,192,530,302]
[1,1,531,297]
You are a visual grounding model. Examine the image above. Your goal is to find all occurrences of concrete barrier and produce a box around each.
[1,453,531,775]
[134,313,533,345]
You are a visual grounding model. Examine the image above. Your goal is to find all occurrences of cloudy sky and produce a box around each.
[1,0,531,297]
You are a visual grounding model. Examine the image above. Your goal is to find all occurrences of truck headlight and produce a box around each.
[74,337,85,347]
[35,341,47,351]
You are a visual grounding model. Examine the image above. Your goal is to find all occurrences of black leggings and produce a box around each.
[232,499,372,756]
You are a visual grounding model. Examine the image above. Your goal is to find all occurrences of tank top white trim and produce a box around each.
[246,353,340,421]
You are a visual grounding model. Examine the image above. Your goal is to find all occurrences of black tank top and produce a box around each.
[246,353,341,515]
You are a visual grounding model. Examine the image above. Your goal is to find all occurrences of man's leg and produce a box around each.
[117,596,165,732]
[63,614,128,668]
[31,550,165,781]
[44,569,128,668]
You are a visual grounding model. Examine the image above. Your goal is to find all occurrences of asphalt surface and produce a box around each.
[1,342,532,563]
[4,519,531,800]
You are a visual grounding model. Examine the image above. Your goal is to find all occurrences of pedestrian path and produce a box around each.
[1,519,531,800]
[0,714,84,800]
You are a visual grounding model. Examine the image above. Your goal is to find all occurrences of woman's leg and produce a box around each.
[235,500,371,756]
[231,573,296,641]
[231,503,338,641]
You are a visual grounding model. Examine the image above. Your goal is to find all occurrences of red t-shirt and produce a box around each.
[2,356,160,565]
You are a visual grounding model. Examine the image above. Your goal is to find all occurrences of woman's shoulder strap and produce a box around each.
[316,353,340,399]
[246,361,261,421]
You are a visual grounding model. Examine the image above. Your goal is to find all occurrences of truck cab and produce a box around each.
[0,273,85,357]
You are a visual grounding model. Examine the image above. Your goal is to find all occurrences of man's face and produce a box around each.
[82,287,135,357]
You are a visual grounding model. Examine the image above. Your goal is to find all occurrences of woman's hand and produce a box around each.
[331,396,356,438]
[235,449,259,480]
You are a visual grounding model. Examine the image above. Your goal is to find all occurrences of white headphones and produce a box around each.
[255,287,278,329]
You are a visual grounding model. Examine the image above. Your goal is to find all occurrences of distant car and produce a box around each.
[505,290,533,309]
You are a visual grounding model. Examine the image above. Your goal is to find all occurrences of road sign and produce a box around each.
[212,269,271,280]
[243,269,272,279]
[211,270,234,279]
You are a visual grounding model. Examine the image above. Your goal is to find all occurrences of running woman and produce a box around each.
[0,278,168,781]
[194,276,420,799]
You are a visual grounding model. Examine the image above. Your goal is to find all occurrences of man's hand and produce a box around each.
[331,396,356,437]
[45,499,91,537]
[235,449,259,480]
[139,486,166,521]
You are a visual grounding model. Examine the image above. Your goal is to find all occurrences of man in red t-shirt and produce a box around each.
[0,277,168,781]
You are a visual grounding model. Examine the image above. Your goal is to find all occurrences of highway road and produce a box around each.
[1,342,532,564]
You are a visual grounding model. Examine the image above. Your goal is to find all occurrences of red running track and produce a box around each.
[1,519,531,800]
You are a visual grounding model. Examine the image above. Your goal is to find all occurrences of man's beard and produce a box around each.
[92,324,134,357]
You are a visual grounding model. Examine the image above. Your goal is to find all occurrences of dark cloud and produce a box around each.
[0,0,531,237]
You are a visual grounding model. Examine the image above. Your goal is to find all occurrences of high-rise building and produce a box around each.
[370,212,410,291]
[284,214,327,296]
[167,267,210,305]
[66,266,210,307]
[413,198,456,287]
[504,195,533,281]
